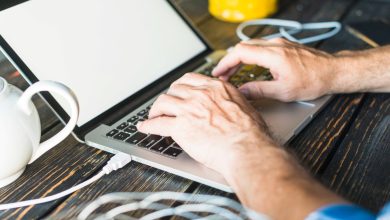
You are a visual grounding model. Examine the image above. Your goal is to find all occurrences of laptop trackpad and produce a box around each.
[251,99,317,143]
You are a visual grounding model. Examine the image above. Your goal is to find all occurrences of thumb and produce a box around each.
[239,81,280,100]
[137,116,177,137]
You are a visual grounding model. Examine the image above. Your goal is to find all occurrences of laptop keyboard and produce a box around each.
[105,62,272,159]
[106,105,183,158]
[199,63,272,88]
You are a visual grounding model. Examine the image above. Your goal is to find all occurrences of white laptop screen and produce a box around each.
[0,0,207,126]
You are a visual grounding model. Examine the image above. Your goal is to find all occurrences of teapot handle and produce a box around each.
[17,81,79,164]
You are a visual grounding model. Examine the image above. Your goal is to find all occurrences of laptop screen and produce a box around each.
[0,0,207,126]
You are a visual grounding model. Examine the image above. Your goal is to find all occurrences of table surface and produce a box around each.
[0,0,389,219]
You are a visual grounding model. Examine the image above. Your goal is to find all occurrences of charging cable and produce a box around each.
[0,152,132,210]
[236,18,342,44]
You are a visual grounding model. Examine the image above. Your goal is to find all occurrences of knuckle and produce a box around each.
[182,72,197,80]
[156,93,170,104]
[271,38,286,44]
[169,82,181,91]
[250,85,265,99]
[278,88,297,102]
[211,79,226,89]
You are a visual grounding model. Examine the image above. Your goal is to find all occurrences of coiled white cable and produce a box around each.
[78,191,269,220]
[236,18,342,44]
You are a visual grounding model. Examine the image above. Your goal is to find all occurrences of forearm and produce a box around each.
[330,46,390,94]
[224,143,346,220]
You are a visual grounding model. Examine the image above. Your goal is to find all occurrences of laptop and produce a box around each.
[0,0,331,192]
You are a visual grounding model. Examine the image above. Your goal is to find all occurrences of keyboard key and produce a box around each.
[113,132,130,141]
[163,147,183,157]
[124,125,137,133]
[150,137,174,152]
[127,116,139,123]
[133,119,145,125]
[125,132,148,145]
[137,109,148,116]
[143,115,149,119]
[106,129,119,137]
[138,134,162,148]
[117,122,129,130]
[172,142,182,149]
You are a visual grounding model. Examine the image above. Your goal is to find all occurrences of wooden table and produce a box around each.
[0,0,389,219]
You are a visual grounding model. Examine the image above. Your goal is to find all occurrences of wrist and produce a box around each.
[221,140,347,219]
[328,48,390,93]
[327,51,359,94]
[222,140,294,191]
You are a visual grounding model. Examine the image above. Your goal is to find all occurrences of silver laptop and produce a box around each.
[0,0,331,192]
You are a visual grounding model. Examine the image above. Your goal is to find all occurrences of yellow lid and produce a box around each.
[209,0,278,23]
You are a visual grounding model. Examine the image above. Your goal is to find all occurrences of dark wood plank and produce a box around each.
[289,0,390,173]
[47,163,194,219]
[173,0,211,25]
[0,125,111,219]
[322,94,390,211]
[322,94,390,212]
[317,0,390,212]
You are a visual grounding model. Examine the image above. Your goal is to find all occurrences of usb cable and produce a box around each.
[0,152,132,210]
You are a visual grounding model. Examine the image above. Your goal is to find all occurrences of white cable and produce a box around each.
[0,152,132,211]
[78,192,269,220]
[236,18,303,41]
[236,18,342,44]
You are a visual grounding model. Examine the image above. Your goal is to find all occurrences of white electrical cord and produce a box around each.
[236,18,342,44]
[0,152,132,211]
[78,192,269,220]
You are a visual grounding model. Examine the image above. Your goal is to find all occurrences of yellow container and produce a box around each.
[209,0,278,23]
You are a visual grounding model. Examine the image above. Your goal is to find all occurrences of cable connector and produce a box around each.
[103,152,132,174]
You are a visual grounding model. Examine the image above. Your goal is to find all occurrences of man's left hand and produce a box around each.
[137,73,273,177]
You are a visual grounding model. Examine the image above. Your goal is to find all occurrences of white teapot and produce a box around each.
[0,77,79,187]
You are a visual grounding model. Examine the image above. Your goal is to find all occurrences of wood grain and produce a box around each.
[0,0,388,219]
[0,124,111,219]
[322,94,390,212]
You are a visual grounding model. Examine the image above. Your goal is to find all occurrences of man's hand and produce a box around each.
[137,73,273,177]
[212,38,336,101]
[138,73,346,220]
[213,39,390,101]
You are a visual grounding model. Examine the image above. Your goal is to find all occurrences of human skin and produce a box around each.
[138,40,390,219]
[213,38,390,101]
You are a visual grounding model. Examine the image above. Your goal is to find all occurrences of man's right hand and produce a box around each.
[213,39,390,101]
[212,38,338,101]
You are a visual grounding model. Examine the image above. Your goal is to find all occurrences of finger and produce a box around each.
[173,72,215,87]
[167,83,194,99]
[218,64,241,82]
[212,43,278,78]
[148,94,184,119]
[239,81,281,100]
[137,116,177,137]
